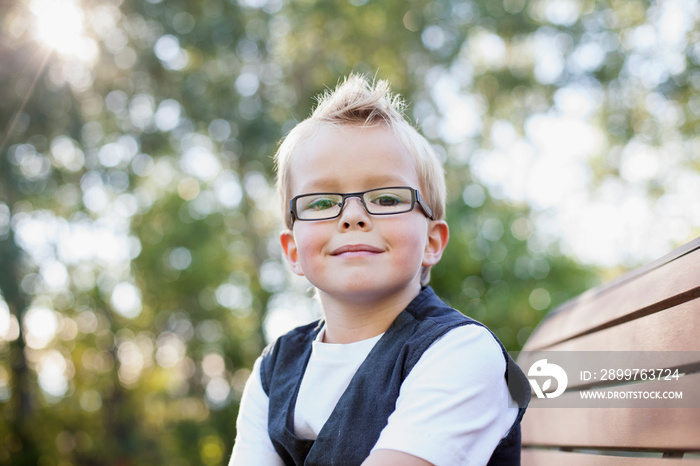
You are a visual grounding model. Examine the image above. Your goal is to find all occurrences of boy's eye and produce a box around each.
[367,190,410,208]
[372,194,402,207]
[305,196,338,211]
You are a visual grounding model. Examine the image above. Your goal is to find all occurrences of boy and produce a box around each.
[229,75,530,465]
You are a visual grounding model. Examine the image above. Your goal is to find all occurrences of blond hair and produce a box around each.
[274,74,446,285]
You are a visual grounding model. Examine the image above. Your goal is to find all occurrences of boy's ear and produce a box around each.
[422,220,449,267]
[280,229,304,276]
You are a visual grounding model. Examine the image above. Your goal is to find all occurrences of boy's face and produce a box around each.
[280,124,448,307]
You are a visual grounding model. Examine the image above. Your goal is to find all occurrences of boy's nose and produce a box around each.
[338,197,371,230]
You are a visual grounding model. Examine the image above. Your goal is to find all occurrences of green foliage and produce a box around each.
[0,0,698,463]
[432,194,599,350]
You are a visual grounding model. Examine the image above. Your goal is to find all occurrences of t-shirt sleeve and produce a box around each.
[228,357,285,466]
[370,324,519,466]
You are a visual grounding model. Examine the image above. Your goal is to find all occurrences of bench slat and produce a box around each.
[533,298,700,352]
[522,406,700,450]
[523,246,700,350]
[522,450,700,466]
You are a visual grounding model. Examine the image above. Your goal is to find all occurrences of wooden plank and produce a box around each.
[521,407,700,450]
[552,236,700,313]
[523,246,700,350]
[578,237,700,301]
[522,450,700,466]
[539,298,700,353]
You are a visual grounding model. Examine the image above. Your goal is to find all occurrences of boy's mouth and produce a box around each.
[330,244,384,256]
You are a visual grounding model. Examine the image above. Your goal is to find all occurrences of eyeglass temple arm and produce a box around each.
[416,191,434,220]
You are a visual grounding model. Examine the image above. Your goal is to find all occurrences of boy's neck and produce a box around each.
[317,283,422,344]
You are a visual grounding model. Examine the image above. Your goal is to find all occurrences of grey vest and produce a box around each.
[260,287,530,465]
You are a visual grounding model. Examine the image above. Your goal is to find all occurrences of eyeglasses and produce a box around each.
[290,186,434,223]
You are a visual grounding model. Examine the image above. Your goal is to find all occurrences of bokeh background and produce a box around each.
[1,0,699,464]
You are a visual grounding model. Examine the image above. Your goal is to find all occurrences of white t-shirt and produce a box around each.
[230,324,518,466]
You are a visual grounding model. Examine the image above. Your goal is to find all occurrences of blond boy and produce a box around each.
[230,75,529,466]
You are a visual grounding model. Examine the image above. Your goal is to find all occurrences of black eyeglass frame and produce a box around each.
[289,186,434,224]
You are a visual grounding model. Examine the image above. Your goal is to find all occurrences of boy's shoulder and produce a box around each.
[396,287,500,361]
[258,319,323,394]
[262,319,322,356]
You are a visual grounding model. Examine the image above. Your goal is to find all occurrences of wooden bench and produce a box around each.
[516,236,700,465]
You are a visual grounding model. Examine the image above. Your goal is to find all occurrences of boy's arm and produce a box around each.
[228,357,285,466]
[362,449,433,465]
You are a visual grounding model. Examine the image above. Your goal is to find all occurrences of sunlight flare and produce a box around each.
[30,0,96,62]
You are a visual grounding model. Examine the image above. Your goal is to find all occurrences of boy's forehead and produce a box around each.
[295,173,412,193]
[287,124,420,194]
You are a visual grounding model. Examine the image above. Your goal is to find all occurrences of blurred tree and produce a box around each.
[0,0,698,464]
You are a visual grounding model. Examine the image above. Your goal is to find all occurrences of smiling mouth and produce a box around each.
[330,244,384,256]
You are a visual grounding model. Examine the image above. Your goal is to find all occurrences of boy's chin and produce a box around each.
[315,280,422,304]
